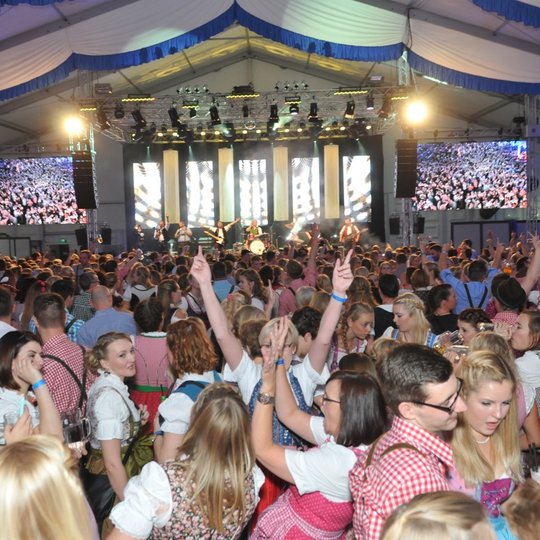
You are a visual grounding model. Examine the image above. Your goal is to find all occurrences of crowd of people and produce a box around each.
[0,228,539,539]
[0,157,85,224]
[414,141,528,211]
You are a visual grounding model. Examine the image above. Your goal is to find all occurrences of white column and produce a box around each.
[218,147,235,221]
[324,144,340,219]
[163,149,180,222]
[273,146,289,221]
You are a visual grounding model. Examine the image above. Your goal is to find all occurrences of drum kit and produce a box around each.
[245,232,271,254]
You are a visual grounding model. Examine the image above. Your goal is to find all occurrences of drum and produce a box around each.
[249,239,265,255]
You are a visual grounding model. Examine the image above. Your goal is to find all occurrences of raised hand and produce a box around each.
[332,249,354,296]
[189,246,212,286]
[4,407,32,445]
[139,404,150,426]
[13,355,42,387]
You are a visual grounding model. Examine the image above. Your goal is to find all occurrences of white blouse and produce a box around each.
[0,387,40,432]
[110,461,264,539]
[87,371,140,449]
[284,416,366,502]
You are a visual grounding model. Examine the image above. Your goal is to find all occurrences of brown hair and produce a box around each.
[85,332,131,373]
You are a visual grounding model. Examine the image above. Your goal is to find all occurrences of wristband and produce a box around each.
[275,358,285,366]
[331,292,347,303]
[154,430,164,437]
[32,378,46,391]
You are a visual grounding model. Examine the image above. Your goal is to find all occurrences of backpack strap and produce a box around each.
[173,380,208,401]
[464,283,474,308]
[64,317,78,334]
[363,436,421,480]
[42,346,88,409]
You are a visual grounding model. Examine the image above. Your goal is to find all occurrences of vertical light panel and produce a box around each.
[133,162,162,228]
[239,159,268,225]
[343,155,372,221]
[186,161,214,227]
[218,147,235,222]
[291,157,320,225]
[273,146,289,221]
[163,149,180,222]
[324,144,340,219]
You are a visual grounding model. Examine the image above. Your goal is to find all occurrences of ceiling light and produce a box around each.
[242,104,249,118]
[403,100,428,124]
[189,109,197,118]
[378,97,392,119]
[269,103,279,123]
[131,109,146,128]
[114,102,125,119]
[366,94,375,111]
[289,104,299,115]
[64,117,84,136]
[168,107,180,128]
[96,108,111,131]
[308,102,318,122]
[344,101,356,119]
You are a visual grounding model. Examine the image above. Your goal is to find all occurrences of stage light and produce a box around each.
[243,104,249,118]
[168,107,180,128]
[64,116,84,136]
[214,130,221,136]
[210,105,221,125]
[96,109,111,131]
[121,94,155,103]
[269,103,279,123]
[114,102,125,119]
[242,129,248,135]
[189,109,197,119]
[366,93,375,111]
[344,101,355,119]
[200,130,206,137]
[131,109,147,128]
[308,102,318,122]
[148,123,156,135]
[289,104,299,115]
[403,100,428,124]
[378,97,392,119]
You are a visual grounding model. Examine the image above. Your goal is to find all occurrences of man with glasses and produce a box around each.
[350,343,467,540]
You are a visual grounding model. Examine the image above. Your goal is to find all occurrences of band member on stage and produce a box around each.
[154,216,170,251]
[133,224,144,250]
[339,217,360,246]
[203,217,240,248]
[174,220,192,254]
[245,219,263,239]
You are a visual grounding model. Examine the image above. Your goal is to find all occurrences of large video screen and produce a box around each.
[291,157,321,225]
[186,161,214,227]
[0,156,86,224]
[413,140,527,211]
[343,155,371,221]
[133,162,162,228]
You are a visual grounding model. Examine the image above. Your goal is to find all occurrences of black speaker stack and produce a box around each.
[72,151,98,209]
[395,139,418,198]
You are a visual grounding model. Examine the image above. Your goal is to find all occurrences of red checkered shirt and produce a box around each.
[349,415,454,540]
[41,333,96,414]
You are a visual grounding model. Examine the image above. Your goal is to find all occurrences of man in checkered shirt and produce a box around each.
[349,344,467,539]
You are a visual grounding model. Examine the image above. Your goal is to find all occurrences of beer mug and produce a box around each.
[61,409,91,447]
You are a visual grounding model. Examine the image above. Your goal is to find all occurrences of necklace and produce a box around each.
[475,436,490,445]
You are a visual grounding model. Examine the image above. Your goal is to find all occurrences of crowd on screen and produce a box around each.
[0,228,540,539]
[414,142,528,211]
[0,158,84,224]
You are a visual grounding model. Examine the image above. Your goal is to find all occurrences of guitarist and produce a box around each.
[339,217,360,250]
[154,216,170,252]
[203,217,240,248]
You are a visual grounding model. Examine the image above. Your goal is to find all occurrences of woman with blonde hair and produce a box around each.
[122,265,157,310]
[347,275,377,307]
[381,491,496,540]
[470,332,540,447]
[449,350,522,536]
[156,278,182,331]
[309,290,330,313]
[221,290,250,328]
[109,383,262,539]
[0,435,95,540]
[383,292,439,347]
[329,301,374,371]
[154,317,220,463]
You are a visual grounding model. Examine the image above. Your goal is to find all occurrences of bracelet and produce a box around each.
[32,378,46,391]
[275,358,285,366]
[331,292,347,303]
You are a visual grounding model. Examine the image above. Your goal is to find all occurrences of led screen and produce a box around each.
[343,155,371,221]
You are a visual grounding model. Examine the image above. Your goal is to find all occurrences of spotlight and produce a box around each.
[131,109,146,128]
[403,100,428,124]
[378,97,392,119]
[168,107,180,128]
[96,108,111,130]
[242,104,249,118]
[177,123,188,138]
[289,104,299,115]
[366,93,375,111]
[269,103,279,123]
[189,109,197,119]
[114,102,125,119]
[308,102,319,122]
[210,105,221,125]
[344,100,355,119]
[64,117,84,136]
[148,122,156,135]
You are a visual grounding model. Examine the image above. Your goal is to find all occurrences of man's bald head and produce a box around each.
[91,285,112,310]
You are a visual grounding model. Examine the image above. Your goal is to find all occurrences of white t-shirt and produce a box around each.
[0,387,40,432]
[110,461,264,539]
[223,351,329,407]
[516,350,540,389]
[158,371,218,435]
[122,284,157,304]
[0,321,17,340]
[284,416,366,502]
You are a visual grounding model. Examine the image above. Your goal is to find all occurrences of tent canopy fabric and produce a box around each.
[2,0,540,101]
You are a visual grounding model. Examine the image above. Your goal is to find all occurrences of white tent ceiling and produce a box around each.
[0,0,539,149]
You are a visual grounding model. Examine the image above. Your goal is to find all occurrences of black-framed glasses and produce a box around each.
[410,377,463,414]
[322,394,341,405]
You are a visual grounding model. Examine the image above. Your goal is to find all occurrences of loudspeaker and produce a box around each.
[72,151,97,209]
[395,139,418,198]
[100,227,112,245]
[413,216,425,235]
[389,217,400,235]
[75,228,88,248]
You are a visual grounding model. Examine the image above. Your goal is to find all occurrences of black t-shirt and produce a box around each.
[428,313,458,335]
[374,306,396,339]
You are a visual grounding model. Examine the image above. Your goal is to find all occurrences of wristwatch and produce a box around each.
[257,392,275,405]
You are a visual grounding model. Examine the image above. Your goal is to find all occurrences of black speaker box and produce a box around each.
[75,228,88,248]
[72,151,97,209]
[413,216,425,235]
[389,217,400,235]
[100,227,112,244]
[395,139,418,198]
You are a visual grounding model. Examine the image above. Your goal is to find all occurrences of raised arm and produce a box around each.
[190,248,244,370]
[520,233,540,294]
[308,249,354,373]
[491,239,504,269]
